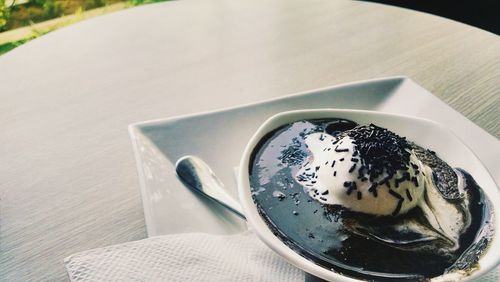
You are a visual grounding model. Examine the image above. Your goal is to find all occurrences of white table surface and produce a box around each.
[0,0,499,280]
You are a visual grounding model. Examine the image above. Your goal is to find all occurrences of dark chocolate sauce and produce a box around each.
[249,118,493,281]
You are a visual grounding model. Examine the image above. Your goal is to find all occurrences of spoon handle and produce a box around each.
[176,155,246,220]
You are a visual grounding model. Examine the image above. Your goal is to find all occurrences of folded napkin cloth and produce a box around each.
[64,232,304,282]
[65,231,500,282]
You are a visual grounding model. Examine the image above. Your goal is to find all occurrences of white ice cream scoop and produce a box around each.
[294,124,468,248]
[295,132,425,216]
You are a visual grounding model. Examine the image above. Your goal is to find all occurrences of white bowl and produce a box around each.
[238,109,500,281]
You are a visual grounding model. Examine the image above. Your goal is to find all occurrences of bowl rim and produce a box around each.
[237,108,500,282]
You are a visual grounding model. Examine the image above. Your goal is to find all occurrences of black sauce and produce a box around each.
[249,118,493,281]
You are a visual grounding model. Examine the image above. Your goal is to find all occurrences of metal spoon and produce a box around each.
[175,155,246,219]
[176,155,326,281]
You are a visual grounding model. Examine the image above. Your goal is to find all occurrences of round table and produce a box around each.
[1,0,499,280]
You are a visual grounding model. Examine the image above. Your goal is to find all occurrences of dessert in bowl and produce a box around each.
[238,109,500,281]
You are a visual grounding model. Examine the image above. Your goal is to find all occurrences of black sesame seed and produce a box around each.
[388,189,403,200]
[321,190,329,195]
[349,163,357,173]
[368,183,378,197]
[339,158,345,162]
[333,171,337,176]
[406,189,413,201]
[335,146,349,153]
[403,172,410,180]
[345,181,358,195]
[388,190,404,216]
[357,191,362,200]
[320,197,327,201]
[325,161,329,165]
[357,166,366,177]
[392,200,403,216]
[412,176,419,187]
[351,158,359,162]
[315,166,320,171]
[345,124,411,183]
[331,160,336,168]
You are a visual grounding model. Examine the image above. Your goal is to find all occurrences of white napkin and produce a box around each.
[65,231,499,282]
[64,232,304,282]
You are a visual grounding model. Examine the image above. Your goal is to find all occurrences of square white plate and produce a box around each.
[129,76,500,237]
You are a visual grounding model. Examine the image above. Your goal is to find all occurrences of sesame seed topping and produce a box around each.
[388,189,404,216]
[412,176,419,187]
[368,183,378,197]
[334,146,349,153]
[406,189,413,201]
[345,124,411,183]
[349,163,357,173]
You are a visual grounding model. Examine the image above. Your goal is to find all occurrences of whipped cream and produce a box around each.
[295,128,426,216]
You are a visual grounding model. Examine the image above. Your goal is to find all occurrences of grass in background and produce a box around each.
[0,37,29,53]
[0,0,168,55]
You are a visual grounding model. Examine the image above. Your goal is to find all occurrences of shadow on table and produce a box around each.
[358,0,499,35]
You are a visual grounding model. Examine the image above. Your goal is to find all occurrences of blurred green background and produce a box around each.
[0,0,167,55]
